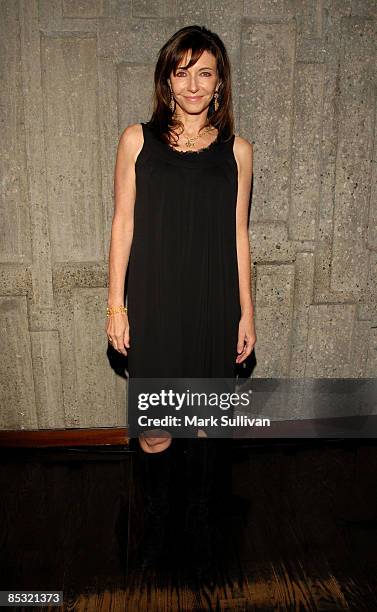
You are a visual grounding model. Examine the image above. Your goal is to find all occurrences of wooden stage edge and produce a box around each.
[0,428,130,448]
[0,414,377,448]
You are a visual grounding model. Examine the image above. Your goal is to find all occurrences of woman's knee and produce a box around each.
[138,430,172,453]
[197,428,208,438]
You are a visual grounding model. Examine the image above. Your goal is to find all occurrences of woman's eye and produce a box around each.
[175,71,212,77]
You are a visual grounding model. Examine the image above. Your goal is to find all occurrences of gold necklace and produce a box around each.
[182,126,216,148]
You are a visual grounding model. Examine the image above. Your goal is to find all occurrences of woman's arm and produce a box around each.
[107,124,141,308]
[106,124,143,355]
[233,136,256,363]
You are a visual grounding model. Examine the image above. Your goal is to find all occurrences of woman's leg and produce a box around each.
[184,436,217,578]
[197,428,207,437]
[139,431,172,453]
[137,431,173,569]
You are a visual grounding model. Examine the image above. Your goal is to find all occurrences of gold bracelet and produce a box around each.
[106,305,128,317]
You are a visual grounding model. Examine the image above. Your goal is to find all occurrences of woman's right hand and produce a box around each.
[106,312,130,356]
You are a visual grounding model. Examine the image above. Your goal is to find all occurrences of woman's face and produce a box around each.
[168,49,220,116]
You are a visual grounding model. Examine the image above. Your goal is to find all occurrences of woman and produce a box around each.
[106,25,256,577]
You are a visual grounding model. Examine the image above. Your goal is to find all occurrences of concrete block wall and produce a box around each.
[0,0,376,430]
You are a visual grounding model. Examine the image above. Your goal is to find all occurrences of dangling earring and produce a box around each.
[169,85,175,112]
[213,90,220,112]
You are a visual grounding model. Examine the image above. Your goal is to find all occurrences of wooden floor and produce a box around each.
[0,438,376,611]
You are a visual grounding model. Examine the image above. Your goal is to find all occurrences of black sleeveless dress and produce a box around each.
[126,121,241,434]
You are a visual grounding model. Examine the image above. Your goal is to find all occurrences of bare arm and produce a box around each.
[107,124,142,308]
[106,123,143,355]
[233,136,256,363]
[234,136,254,316]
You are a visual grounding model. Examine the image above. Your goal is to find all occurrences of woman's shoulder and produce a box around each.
[118,123,145,164]
[233,134,253,152]
[119,123,144,145]
[233,134,253,163]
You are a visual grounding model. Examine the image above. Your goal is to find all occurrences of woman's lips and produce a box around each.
[185,96,203,101]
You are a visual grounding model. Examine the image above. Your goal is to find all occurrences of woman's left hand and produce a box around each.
[236,311,257,364]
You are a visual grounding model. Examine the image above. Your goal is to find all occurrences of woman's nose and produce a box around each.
[187,77,199,92]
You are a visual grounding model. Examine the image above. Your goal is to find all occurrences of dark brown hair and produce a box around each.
[149,25,234,145]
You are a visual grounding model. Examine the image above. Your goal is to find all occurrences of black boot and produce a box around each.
[137,441,172,570]
[184,436,217,581]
